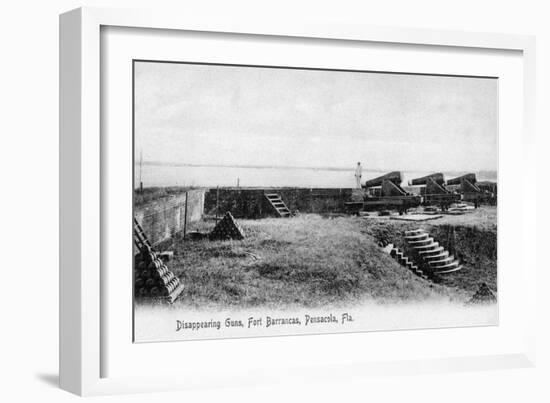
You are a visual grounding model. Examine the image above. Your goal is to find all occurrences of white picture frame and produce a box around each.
[59,6,537,396]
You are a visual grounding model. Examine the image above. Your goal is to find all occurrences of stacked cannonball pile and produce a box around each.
[134,244,183,301]
[468,282,497,304]
[209,212,245,241]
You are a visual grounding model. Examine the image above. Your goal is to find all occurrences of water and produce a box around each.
[135,164,497,189]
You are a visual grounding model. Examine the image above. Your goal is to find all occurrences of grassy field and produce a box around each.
[155,212,497,309]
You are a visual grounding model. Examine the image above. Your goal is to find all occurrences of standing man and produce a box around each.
[355,162,362,189]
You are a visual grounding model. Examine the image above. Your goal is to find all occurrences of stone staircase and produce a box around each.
[264,193,291,217]
[384,243,429,280]
[404,229,462,274]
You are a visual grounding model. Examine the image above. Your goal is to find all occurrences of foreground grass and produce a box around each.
[164,214,463,309]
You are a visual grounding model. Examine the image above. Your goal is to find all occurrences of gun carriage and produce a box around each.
[345,171,421,214]
[446,173,494,205]
[409,173,460,210]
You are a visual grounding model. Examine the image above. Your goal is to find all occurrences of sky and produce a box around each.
[134,61,497,173]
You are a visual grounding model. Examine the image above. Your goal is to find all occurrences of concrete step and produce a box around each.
[413,242,439,251]
[404,233,428,241]
[419,246,444,256]
[423,251,450,261]
[431,260,459,270]
[428,256,455,266]
[434,265,462,274]
[405,229,424,236]
[408,237,434,245]
[430,259,458,269]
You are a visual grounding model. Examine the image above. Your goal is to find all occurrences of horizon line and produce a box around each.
[137,160,497,175]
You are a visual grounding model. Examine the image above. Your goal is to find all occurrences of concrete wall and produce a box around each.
[204,187,353,219]
[135,189,205,246]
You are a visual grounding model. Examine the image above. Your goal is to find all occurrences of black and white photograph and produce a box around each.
[132,60,498,342]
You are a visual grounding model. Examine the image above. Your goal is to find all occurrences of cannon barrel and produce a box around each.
[410,173,445,186]
[364,171,402,188]
[447,173,477,186]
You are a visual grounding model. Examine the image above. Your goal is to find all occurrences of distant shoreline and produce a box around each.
[137,160,497,178]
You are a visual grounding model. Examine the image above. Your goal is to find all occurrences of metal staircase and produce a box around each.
[264,193,291,217]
